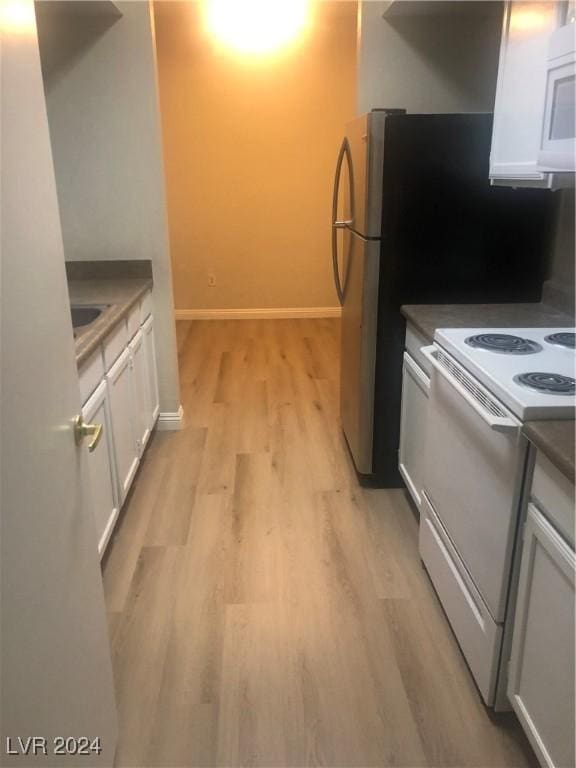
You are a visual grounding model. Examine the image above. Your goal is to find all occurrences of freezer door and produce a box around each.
[340,229,380,475]
[345,112,387,238]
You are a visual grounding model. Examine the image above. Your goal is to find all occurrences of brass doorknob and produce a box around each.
[74,415,103,453]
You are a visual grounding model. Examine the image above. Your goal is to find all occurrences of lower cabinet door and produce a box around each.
[399,351,430,508]
[142,315,160,430]
[82,380,119,558]
[508,503,576,768]
[107,347,139,504]
[129,330,150,454]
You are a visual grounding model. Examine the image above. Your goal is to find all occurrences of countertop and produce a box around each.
[401,302,574,344]
[68,278,152,367]
[523,420,575,483]
[401,301,575,483]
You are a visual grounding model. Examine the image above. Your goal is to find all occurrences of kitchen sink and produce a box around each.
[70,304,109,336]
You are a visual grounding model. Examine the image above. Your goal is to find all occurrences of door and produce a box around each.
[345,111,387,238]
[143,315,160,430]
[107,348,139,504]
[83,381,119,558]
[508,504,575,768]
[420,493,503,705]
[339,229,380,475]
[399,352,430,508]
[331,135,353,305]
[422,344,525,622]
[129,329,150,454]
[1,5,118,765]
[330,111,387,304]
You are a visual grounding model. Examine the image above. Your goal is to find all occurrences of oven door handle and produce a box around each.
[421,345,520,433]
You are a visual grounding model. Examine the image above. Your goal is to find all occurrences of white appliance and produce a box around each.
[419,328,575,709]
[435,328,576,419]
[539,7,576,173]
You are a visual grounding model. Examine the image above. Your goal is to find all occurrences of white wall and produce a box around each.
[357,1,502,115]
[36,1,180,414]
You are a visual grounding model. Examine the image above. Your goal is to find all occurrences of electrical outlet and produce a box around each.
[208,274,216,287]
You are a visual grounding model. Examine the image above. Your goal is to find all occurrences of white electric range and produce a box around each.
[434,328,576,420]
[418,327,575,710]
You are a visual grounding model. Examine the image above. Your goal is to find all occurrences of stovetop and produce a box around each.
[434,327,576,421]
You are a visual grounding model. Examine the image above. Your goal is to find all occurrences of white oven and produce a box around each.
[538,5,576,172]
[419,344,527,706]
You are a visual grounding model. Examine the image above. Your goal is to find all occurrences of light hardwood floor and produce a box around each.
[103,319,537,768]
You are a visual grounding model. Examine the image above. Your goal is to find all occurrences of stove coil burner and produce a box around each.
[465,333,542,355]
[513,372,576,396]
[544,332,576,349]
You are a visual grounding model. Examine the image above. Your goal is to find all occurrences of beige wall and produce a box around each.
[357,1,502,115]
[36,2,181,414]
[154,1,357,312]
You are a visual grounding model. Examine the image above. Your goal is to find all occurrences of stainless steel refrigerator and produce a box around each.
[331,110,554,487]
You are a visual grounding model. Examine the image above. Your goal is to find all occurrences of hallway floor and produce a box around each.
[103,319,536,767]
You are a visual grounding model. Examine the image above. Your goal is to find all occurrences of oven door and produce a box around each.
[421,345,526,623]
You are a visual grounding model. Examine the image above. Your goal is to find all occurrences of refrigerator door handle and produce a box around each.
[332,231,344,306]
[331,137,355,228]
[331,138,354,305]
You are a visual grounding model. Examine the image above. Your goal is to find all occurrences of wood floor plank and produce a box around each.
[111,546,183,767]
[382,598,538,768]
[144,427,206,545]
[104,318,537,768]
[146,495,232,767]
[102,434,172,613]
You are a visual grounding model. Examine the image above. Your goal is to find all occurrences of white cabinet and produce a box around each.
[507,449,575,768]
[539,17,576,172]
[78,291,160,552]
[143,314,160,430]
[82,380,119,559]
[490,1,574,187]
[399,351,430,509]
[508,502,575,768]
[490,1,557,186]
[129,330,150,455]
[107,347,139,504]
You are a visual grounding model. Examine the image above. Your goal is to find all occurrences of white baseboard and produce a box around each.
[174,306,342,320]
[157,405,184,431]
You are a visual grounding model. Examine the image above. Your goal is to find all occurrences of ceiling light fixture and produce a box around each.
[203,0,311,56]
[0,0,36,35]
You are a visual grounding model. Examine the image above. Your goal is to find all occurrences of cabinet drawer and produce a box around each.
[419,493,502,705]
[532,450,575,548]
[140,290,153,324]
[127,303,140,341]
[405,323,431,376]
[79,346,104,405]
[103,320,128,371]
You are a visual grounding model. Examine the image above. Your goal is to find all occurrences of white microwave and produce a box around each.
[538,8,576,172]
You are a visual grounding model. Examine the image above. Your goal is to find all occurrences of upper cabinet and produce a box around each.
[490,1,576,188]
